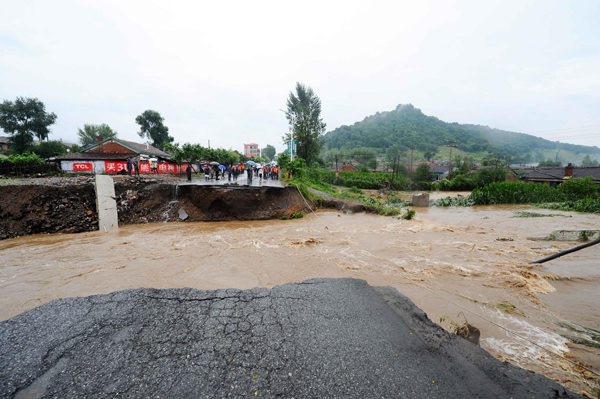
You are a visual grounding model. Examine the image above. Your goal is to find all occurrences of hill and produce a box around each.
[322,104,600,163]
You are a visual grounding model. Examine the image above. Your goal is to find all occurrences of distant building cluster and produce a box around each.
[244,143,259,158]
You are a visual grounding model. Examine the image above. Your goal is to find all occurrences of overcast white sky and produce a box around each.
[2,0,599,153]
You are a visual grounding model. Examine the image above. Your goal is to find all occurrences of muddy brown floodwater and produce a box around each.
[1,205,599,395]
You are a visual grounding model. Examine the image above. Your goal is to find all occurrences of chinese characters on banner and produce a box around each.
[104,161,188,174]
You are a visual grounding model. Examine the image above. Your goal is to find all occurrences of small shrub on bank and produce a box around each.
[536,198,600,214]
[282,211,305,220]
[401,209,416,220]
[431,196,475,207]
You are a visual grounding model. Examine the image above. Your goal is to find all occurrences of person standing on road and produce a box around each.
[134,157,140,177]
[247,166,252,184]
[227,165,232,181]
[126,158,132,176]
[186,164,192,182]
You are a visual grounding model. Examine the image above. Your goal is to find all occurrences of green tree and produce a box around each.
[77,124,117,147]
[283,82,326,166]
[415,163,431,183]
[30,140,67,158]
[261,144,276,160]
[135,110,174,150]
[581,154,599,167]
[539,159,562,167]
[165,143,203,166]
[367,158,377,171]
[277,152,291,169]
[0,97,57,154]
[423,150,436,162]
[286,157,307,178]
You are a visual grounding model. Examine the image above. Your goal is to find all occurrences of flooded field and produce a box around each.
[1,205,598,395]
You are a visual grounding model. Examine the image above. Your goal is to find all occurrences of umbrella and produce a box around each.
[209,161,219,165]
[218,165,226,170]
[246,160,257,166]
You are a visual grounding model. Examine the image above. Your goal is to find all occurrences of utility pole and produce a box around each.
[208,140,210,149]
[410,148,414,173]
[446,141,455,172]
[493,159,499,183]
[335,155,338,171]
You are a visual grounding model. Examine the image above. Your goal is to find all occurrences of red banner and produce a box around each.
[73,162,93,171]
[104,161,189,174]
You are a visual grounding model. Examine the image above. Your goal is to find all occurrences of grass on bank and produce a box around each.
[282,173,414,217]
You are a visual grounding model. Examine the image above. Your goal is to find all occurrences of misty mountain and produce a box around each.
[322,104,600,158]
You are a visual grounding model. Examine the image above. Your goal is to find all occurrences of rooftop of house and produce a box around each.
[56,138,170,160]
[54,153,136,161]
[525,166,600,181]
[430,165,450,174]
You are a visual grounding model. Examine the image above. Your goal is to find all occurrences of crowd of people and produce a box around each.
[198,163,279,184]
[122,158,279,184]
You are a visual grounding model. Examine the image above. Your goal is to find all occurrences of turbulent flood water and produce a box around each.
[1,205,599,394]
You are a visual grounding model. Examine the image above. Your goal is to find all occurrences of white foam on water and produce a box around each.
[481,309,569,369]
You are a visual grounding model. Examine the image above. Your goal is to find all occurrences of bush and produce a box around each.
[470,182,565,205]
[323,170,411,190]
[286,158,307,179]
[537,198,600,214]
[402,209,416,220]
[0,152,45,165]
[29,141,67,159]
[431,196,475,207]
[558,177,599,200]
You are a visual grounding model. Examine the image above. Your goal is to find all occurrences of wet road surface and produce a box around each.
[0,279,581,398]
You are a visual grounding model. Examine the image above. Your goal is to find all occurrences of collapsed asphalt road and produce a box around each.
[0,279,581,398]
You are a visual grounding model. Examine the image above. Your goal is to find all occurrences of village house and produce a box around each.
[522,164,600,187]
[430,165,451,181]
[0,136,10,151]
[337,164,358,172]
[55,137,174,174]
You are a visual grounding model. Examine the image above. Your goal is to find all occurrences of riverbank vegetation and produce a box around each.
[280,155,599,214]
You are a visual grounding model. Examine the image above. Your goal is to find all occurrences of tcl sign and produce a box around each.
[73,163,93,171]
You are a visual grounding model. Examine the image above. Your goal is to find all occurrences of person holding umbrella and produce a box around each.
[208,161,219,181]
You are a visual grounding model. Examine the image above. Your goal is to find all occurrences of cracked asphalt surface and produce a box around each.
[0,278,581,398]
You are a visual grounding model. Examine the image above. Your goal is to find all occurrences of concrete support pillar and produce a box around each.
[94,175,119,231]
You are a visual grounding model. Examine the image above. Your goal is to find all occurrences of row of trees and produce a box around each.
[0,97,175,155]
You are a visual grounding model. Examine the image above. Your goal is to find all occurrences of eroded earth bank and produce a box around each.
[0,178,311,240]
